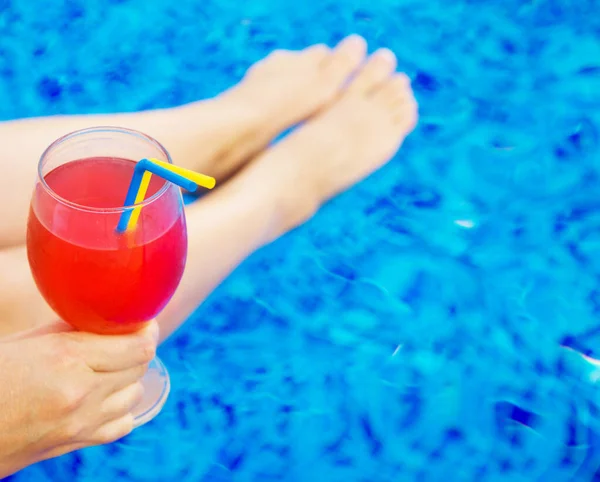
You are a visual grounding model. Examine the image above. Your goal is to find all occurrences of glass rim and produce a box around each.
[37,126,175,214]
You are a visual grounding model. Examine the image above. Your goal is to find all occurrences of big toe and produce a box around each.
[321,35,367,84]
[346,49,397,96]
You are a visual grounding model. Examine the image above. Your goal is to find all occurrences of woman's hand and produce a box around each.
[0,320,158,478]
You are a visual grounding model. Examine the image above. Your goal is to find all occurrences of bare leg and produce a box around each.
[0,36,367,248]
[0,49,417,342]
[160,49,418,340]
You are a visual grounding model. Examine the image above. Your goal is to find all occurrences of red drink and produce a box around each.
[27,156,187,334]
[27,127,186,427]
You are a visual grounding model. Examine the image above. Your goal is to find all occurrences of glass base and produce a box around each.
[132,356,170,428]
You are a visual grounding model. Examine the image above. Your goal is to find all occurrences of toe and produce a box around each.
[374,73,412,103]
[372,74,418,129]
[321,35,367,81]
[399,98,419,130]
[392,96,418,131]
[346,49,397,96]
[303,43,330,61]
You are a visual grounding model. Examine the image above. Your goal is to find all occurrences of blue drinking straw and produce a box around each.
[116,158,200,233]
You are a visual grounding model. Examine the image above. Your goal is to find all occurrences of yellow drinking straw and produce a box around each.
[126,170,154,231]
[117,158,216,233]
[148,158,216,190]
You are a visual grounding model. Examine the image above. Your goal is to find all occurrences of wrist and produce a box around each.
[0,445,39,479]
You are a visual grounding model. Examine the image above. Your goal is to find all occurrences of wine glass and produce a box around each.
[27,126,187,427]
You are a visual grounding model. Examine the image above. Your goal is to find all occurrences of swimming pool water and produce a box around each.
[2,0,600,480]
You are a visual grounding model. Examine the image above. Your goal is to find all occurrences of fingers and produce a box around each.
[41,410,134,459]
[70,321,159,372]
[88,413,135,445]
[100,363,149,395]
[100,382,144,422]
[39,387,139,459]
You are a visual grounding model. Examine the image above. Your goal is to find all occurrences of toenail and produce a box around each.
[340,35,366,51]
[374,48,396,64]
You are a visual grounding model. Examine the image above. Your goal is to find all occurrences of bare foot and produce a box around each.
[174,35,368,181]
[239,49,418,238]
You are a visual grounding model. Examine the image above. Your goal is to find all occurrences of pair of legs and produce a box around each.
[0,36,417,340]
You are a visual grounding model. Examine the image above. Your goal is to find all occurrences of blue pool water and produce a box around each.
[2,0,600,480]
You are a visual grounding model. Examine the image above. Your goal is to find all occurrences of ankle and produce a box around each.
[241,149,322,241]
[162,94,262,174]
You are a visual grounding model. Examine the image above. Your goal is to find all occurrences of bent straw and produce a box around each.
[148,158,216,190]
[124,169,153,232]
[116,158,215,233]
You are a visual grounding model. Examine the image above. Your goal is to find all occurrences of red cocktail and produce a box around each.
[27,127,185,426]
[28,156,186,334]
